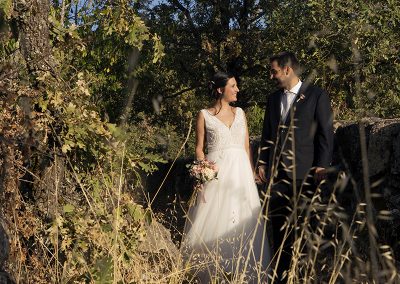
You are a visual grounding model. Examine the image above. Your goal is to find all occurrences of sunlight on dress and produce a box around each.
[181,108,271,283]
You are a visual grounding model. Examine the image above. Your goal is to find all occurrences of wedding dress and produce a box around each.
[181,107,270,283]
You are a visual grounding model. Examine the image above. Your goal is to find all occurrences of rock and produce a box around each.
[138,220,180,258]
[366,119,400,177]
[392,130,400,175]
[335,118,400,178]
[333,118,400,262]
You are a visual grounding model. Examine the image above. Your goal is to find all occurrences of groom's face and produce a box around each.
[270,60,289,89]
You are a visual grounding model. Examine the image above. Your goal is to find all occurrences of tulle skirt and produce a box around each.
[181,147,271,283]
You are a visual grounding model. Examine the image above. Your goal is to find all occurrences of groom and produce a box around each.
[257,51,334,283]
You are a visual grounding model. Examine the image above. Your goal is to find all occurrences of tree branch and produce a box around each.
[169,0,200,42]
[163,86,201,99]
[249,9,267,25]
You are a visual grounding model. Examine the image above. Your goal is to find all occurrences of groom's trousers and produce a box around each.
[266,169,316,284]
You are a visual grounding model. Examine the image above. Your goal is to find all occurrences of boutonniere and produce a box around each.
[296,94,305,103]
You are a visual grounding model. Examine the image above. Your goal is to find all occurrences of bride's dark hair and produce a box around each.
[208,71,235,100]
[208,71,236,115]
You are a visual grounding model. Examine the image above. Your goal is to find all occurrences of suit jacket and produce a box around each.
[258,82,334,181]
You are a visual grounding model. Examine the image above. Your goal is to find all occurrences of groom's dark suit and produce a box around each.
[259,81,333,181]
[259,81,334,283]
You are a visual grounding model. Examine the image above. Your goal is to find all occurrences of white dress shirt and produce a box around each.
[281,80,302,121]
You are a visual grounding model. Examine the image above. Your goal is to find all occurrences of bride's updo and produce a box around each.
[208,71,235,100]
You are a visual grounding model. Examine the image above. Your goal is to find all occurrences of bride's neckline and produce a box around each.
[205,107,238,129]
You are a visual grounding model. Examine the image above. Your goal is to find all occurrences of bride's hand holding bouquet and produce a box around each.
[186,159,218,206]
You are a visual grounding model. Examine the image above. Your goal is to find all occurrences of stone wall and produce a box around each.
[333,119,400,258]
[146,119,400,257]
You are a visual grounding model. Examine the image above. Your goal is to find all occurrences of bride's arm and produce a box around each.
[243,112,255,172]
[195,111,206,161]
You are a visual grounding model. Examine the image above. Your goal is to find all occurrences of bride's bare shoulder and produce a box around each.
[197,109,208,119]
[205,108,216,115]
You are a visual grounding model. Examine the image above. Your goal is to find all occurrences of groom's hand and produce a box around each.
[314,167,327,183]
[257,165,268,183]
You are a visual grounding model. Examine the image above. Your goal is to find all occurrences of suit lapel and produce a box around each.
[274,91,283,126]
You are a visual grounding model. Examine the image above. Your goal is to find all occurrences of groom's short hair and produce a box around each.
[270,51,300,73]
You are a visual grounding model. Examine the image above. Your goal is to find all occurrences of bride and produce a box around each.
[181,71,270,283]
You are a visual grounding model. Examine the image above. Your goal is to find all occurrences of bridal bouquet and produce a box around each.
[186,159,218,205]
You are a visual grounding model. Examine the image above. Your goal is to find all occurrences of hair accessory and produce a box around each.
[208,80,216,90]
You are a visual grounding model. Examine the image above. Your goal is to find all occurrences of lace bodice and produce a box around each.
[201,107,246,153]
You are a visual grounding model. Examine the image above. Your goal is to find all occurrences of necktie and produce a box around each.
[281,90,294,122]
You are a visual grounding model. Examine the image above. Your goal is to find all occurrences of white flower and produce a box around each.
[203,167,216,180]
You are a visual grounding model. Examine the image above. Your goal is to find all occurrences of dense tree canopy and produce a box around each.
[135,0,400,137]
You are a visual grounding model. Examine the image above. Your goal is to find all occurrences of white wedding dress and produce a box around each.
[181,107,270,283]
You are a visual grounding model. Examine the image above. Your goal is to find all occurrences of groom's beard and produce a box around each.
[273,78,283,88]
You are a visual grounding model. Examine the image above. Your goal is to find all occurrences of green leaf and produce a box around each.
[0,0,12,19]
[127,203,145,222]
[63,204,75,213]
[61,144,72,153]
[138,161,151,173]
[92,256,113,283]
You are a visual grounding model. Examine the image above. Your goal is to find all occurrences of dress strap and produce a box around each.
[235,107,242,117]
[200,109,209,119]
[200,107,244,119]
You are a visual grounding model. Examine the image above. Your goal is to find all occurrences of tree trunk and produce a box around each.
[14,0,54,74]
[0,1,54,280]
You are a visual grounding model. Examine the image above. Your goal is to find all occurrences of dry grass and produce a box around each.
[1,119,399,284]
[139,118,400,283]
